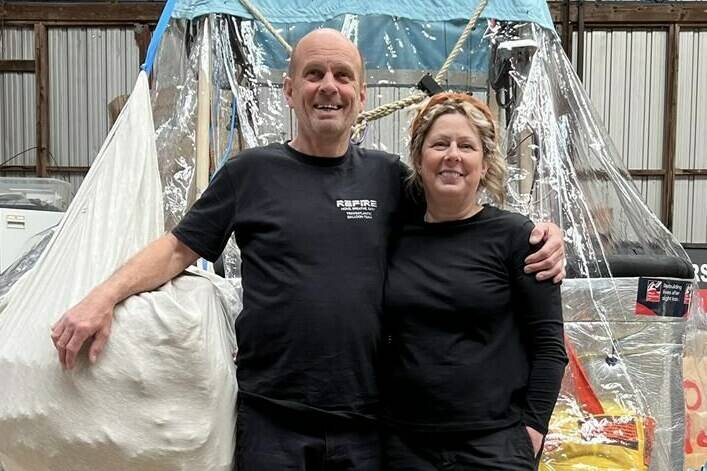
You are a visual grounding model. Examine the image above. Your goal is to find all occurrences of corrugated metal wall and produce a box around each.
[674,28,707,244]
[2,26,139,195]
[48,27,140,192]
[0,27,36,168]
[574,29,666,219]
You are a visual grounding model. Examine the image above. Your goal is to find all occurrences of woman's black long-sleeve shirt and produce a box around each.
[383,205,568,434]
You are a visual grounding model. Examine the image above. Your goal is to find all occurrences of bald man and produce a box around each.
[51,29,565,470]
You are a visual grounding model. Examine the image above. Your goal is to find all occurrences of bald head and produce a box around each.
[288,29,365,83]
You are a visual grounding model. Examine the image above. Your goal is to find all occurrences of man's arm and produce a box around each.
[50,233,199,370]
[525,222,565,283]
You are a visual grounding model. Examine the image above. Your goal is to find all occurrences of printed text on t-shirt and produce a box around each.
[336,199,378,220]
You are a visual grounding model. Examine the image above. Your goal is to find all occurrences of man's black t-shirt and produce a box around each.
[173,142,405,419]
[383,205,567,434]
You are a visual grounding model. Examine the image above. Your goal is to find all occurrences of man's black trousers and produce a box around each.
[235,398,383,470]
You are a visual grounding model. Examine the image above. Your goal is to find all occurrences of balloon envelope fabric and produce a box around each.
[0,72,239,471]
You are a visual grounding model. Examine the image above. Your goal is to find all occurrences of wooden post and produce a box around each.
[561,0,571,57]
[34,23,49,177]
[576,0,585,82]
[661,23,679,230]
[196,16,212,196]
[134,24,152,69]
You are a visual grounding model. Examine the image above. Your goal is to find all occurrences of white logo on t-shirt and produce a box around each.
[336,199,378,220]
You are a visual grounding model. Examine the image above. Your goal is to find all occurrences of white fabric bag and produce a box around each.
[0,72,238,471]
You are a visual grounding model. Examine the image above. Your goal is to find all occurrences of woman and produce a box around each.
[383,92,567,470]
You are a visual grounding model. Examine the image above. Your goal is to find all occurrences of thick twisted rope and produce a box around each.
[238,0,293,54]
[351,0,489,140]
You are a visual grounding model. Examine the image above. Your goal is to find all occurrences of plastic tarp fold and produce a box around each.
[171,0,554,28]
[0,72,238,471]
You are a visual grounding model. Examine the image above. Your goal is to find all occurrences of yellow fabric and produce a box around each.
[540,403,651,471]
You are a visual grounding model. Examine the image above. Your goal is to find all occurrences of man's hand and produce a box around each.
[525,222,565,283]
[525,425,544,457]
[48,234,199,370]
[51,291,115,370]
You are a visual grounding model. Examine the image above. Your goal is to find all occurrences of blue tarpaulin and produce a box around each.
[251,17,492,73]
[171,0,554,30]
[146,0,555,73]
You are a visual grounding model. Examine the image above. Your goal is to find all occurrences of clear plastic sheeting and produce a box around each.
[553,278,687,470]
[500,23,687,277]
[490,21,705,470]
[151,18,200,231]
[0,227,54,301]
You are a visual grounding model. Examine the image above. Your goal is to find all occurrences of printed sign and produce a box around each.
[646,280,662,303]
[635,277,691,317]
[684,244,707,310]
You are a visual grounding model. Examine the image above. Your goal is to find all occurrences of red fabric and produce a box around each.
[565,339,604,415]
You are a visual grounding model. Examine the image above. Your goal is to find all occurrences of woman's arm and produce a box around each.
[512,222,569,445]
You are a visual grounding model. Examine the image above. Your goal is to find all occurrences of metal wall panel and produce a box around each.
[674,29,707,243]
[675,29,707,170]
[48,26,139,194]
[674,177,707,243]
[0,27,36,168]
[632,176,663,218]
[0,73,36,167]
[0,26,34,60]
[577,29,666,171]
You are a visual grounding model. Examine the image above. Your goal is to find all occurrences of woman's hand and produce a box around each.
[525,426,544,457]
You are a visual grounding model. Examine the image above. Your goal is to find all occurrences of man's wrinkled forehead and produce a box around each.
[287,30,365,81]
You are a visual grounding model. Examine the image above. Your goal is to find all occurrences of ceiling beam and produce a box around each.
[549,2,707,25]
[0,60,35,73]
[2,2,707,26]
[0,2,163,25]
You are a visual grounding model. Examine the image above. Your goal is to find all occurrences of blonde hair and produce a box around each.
[408,92,506,205]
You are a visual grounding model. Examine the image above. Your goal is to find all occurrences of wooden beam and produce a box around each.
[662,23,679,230]
[676,169,707,176]
[34,23,50,178]
[0,2,163,25]
[629,169,666,177]
[0,165,89,174]
[0,60,35,73]
[549,2,707,25]
[3,2,707,26]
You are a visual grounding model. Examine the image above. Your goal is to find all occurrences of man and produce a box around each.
[51,29,564,470]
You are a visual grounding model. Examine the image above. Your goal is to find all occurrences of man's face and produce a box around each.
[284,31,366,148]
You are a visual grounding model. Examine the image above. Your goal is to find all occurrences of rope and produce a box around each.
[238,0,293,54]
[351,91,427,138]
[433,0,488,83]
[351,0,489,140]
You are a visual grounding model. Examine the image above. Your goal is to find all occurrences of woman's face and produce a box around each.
[419,112,487,207]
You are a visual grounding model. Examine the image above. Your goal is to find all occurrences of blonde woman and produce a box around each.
[383,93,567,470]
